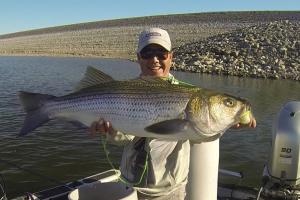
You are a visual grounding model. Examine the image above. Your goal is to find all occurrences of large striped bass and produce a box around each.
[19,66,253,142]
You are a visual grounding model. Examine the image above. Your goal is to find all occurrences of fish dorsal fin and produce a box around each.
[75,66,114,91]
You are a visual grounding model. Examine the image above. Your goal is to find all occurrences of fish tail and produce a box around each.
[18,91,56,136]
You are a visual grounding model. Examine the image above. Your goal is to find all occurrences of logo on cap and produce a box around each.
[145,32,162,38]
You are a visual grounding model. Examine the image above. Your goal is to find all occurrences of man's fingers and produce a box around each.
[96,119,106,133]
[231,123,240,129]
[105,121,111,132]
[88,118,116,136]
[250,118,257,128]
[88,119,105,135]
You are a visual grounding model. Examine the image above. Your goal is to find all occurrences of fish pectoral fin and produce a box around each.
[145,119,192,134]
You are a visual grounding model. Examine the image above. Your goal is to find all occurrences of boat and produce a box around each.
[8,169,262,200]
[4,101,300,200]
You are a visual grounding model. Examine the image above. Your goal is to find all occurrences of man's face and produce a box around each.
[137,44,173,77]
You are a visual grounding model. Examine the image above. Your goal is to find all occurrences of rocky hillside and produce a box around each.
[173,20,300,80]
[0,11,299,60]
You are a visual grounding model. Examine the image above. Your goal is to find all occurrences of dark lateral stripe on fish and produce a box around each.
[52,93,192,104]
[45,94,190,115]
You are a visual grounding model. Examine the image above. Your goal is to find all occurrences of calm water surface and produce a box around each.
[0,56,300,197]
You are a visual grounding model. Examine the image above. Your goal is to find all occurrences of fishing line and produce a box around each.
[0,158,73,189]
[0,174,7,200]
[100,136,149,186]
[101,136,117,169]
[256,186,263,200]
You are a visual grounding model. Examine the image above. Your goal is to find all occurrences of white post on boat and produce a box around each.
[187,139,219,200]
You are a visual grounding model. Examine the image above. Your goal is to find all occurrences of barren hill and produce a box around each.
[0,11,299,60]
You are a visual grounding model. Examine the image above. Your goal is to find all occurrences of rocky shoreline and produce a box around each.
[0,11,299,80]
[173,20,300,80]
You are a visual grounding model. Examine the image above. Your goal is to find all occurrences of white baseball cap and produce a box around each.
[137,27,172,53]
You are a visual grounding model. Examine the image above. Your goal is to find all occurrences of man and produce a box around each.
[89,27,256,200]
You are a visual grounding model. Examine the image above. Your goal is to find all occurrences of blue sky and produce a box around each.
[0,0,299,35]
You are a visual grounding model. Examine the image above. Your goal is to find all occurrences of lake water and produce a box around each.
[0,56,300,197]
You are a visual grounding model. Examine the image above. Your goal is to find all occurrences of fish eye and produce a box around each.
[223,98,236,107]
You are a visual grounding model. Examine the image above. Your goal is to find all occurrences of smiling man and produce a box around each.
[137,28,173,78]
[118,28,191,200]
[91,28,191,200]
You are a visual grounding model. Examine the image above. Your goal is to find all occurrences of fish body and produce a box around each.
[19,67,252,142]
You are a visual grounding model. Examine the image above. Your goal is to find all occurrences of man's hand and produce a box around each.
[88,118,117,136]
[232,117,257,129]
